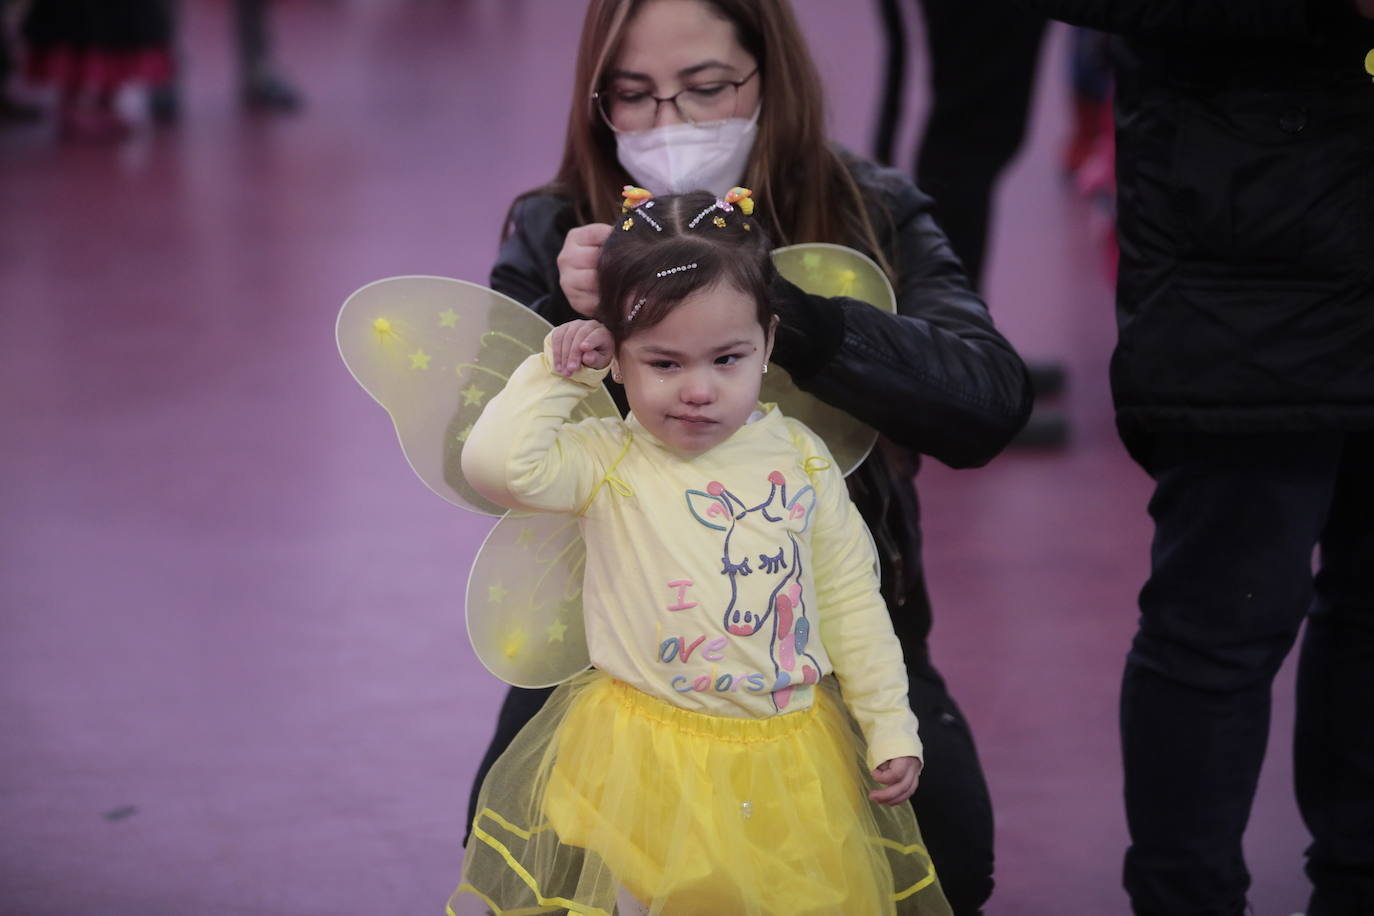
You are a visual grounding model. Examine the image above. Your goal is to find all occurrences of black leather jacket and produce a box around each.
[488,154,1032,652]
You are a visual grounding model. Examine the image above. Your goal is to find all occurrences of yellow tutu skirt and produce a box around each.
[452,671,951,916]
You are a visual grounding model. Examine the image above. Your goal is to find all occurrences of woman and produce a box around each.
[467,1,1031,911]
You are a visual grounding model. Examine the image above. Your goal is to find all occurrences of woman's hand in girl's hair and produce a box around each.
[550,319,614,377]
[557,223,615,316]
[869,757,923,806]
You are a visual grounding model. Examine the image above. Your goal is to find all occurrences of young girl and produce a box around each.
[454,189,952,916]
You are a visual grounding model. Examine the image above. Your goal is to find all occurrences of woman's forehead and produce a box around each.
[613,0,748,79]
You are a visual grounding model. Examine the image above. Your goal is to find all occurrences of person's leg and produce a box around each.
[148,0,180,123]
[464,685,555,843]
[913,0,1070,446]
[914,0,1046,287]
[1121,431,1342,916]
[907,652,995,916]
[0,0,41,122]
[1298,432,1374,916]
[870,0,908,167]
[235,0,299,110]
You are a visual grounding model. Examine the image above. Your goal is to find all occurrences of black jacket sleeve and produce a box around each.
[489,195,585,328]
[769,161,1032,469]
[1008,0,1357,39]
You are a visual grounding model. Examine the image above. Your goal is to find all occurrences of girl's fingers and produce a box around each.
[573,324,597,372]
[551,321,611,375]
[579,327,613,369]
[552,329,574,376]
[867,759,919,805]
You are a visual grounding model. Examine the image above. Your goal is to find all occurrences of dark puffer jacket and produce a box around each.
[1021,0,1374,436]
[488,153,1033,654]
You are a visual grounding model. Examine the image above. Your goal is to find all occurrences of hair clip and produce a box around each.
[725,187,755,216]
[621,186,653,212]
[622,217,634,231]
[627,296,646,322]
[687,202,720,229]
[638,209,663,232]
[712,215,727,228]
[655,262,698,278]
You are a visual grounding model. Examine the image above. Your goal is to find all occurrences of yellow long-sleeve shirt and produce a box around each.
[462,338,921,768]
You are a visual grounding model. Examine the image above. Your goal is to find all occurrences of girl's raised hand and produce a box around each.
[868,756,922,806]
[550,319,614,377]
[557,223,614,317]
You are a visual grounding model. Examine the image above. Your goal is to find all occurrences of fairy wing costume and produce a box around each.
[336,245,894,689]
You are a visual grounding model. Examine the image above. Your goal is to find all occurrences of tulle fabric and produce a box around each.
[453,671,951,915]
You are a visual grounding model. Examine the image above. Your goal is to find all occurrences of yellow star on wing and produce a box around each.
[455,423,474,443]
[439,308,458,328]
[409,349,432,370]
[516,528,534,549]
[488,583,508,604]
[837,268,857,296]
[461,383,486,406]
[502,628,527,659]
[546,618,568,643]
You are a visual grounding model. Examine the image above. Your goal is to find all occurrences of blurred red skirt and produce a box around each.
[22,0,174,90]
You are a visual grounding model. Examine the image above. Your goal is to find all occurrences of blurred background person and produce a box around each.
[871,0,1071,448]
[151,0,301,123]
[0,0,41,122]
[19,0,173,140]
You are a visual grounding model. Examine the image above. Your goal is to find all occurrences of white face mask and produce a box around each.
[615,105,760,199]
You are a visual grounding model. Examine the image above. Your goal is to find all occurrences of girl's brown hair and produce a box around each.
[507,0,893,277]
[596,191,775,345]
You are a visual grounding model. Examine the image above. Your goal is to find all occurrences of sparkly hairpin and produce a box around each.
[655,262,698,278]
[637,209,663,233]
[687,202,720,229]
[627,296,646,322]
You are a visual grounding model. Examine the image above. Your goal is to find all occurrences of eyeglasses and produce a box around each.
[594,68,758,132]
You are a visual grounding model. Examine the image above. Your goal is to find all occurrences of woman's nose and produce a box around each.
[653,96,686,128]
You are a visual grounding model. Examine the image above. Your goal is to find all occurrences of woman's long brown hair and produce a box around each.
[507,0,893,277]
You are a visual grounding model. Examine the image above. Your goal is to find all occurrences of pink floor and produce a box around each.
[1,3,1311,914]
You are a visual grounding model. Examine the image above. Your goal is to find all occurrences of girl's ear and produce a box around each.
[762,315,779,365]
[610,356,624,385]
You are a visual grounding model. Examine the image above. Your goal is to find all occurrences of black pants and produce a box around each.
[872,0,1045,288]
[466,651,996,914]
[1122,430,1374,916]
